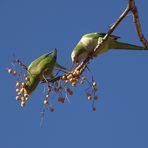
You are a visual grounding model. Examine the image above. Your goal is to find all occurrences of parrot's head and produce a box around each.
[71,45,88,64]
[25,48,58,95]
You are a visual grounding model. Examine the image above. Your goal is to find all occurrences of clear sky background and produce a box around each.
[0,0,148,148]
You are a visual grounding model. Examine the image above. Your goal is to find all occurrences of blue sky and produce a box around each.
[0,0,148,148]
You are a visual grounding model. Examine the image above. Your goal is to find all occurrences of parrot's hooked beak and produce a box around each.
[71,51,78,64]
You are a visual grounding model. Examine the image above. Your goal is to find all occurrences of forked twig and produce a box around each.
[72,0,148,75]
[46,0,147,83]
[129,0,148,47]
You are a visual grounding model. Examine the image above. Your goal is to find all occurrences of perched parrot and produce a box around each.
[25,48,66,94]
[71,32,148,63]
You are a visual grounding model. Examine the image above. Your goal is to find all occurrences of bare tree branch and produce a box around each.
[46,0,147,83]
[128,0,148,47]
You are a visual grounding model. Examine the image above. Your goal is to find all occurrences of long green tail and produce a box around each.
[110,40,148,50]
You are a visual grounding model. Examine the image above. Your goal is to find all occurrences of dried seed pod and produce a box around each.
[79,81,83,84]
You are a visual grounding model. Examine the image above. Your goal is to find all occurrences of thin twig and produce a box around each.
[75,1,131,74]
[45,0,147,83]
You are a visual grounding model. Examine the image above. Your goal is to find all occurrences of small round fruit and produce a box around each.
[71,82,76,87]
[25,97,29,101]
[21,101,25,107]
[8,68,12,74]
[46,94,49,98]
[92,107,96,111]
[67,74,73,79]
[24,93,28,98]
[50,107,54,112]
[16,82,20,87]
[48,86,52,92]
[88,95,92,100]
[44,99,48,105]
[82,76,86,80]
[93,82,97,87]
[94,95,98,100]
[21,82,26,88]
[61,75,67,80]
[13,71,17,76]
[93,87,98,92]
[16,88,20,93]
[25,77,30,81]
[69,78,74,83]
[73,70,80,76]
[58,97,65,103]
[20,88,24,94]
[21,96,25,101]
[16,96,20,101]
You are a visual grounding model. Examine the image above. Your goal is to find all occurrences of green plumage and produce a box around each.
[25,48,66,95]
[71,32,148,63]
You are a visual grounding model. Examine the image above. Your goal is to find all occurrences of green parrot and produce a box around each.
[25,48,66,95]
[71,32,148,63]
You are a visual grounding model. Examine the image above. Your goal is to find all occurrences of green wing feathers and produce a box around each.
[109,40,148,50]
